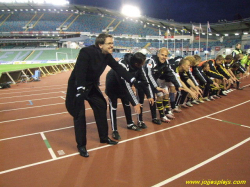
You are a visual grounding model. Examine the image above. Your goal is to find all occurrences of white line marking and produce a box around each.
[0,103,64,112]
[206,116,222,121]
[242,83,250,88]
[0,86,67,95]
[0,83,68,92]
[48,148,57,159]
[0,96,64,105]
[151,137,250,187]
[0,91,65,99]
[60,96,65,100]
[207,117,250,129]
[0,112,68,124]
[40,132,46,140]
[241,125,250,129]
[40,133,57,159]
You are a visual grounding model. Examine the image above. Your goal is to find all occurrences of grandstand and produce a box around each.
[0,1,249,82]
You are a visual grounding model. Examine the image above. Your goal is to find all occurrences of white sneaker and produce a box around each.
[161,116,171,123]
[172,107,182,113]
[166,113,175,119]
[191,100,200,105]
[222,91,228,95]
[198,98,204,103]
[203,97,211,101]
[186,101,193,107]
[209,96,215,101]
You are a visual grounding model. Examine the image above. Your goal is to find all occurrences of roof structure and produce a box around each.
[0,2,249,36]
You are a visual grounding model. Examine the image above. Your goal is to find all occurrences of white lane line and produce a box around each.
[0,96,63,105]
[0,86,67,95]
[40,133,57,159]
[60,96,65,100]
[242,83,250,88]
[0,83,68,92]
[0,112,68,124]
[0,103,64,112]
[151,137,250,187]
[206,116,222,121]
[0,91,65,99]
[206,116,250,129]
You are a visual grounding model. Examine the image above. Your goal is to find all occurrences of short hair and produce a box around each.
[130,52,146,65]
[202,61,209,69]
[184,56,196,66]
[179,59,189,66]
[193,55,201,62]
[95,33,113,47]
[225,55,233,60]
[215,55,224,61]
[234,54,243,61]
[231,62,240,69]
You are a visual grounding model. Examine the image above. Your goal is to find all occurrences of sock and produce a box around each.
[170,101,176,109]
[163,99,170,114]
[156,101,165,118]
[236,81,240,89]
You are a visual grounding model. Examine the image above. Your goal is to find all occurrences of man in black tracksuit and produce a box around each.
[105,52,154,140]
[65,34,137,157]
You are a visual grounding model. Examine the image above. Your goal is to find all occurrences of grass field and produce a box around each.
[0,63,67,75]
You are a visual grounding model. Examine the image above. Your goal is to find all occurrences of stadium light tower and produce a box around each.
[121,5,141,18]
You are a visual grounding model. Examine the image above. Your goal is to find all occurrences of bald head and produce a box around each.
[159,47,169,54]
[157,47,169,63]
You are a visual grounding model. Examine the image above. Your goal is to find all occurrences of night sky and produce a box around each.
[70,0,250,23]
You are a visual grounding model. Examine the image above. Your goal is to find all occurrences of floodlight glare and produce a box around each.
[121,5,141,17]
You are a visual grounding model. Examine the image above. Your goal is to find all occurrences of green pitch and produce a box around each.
[0,63,66,75]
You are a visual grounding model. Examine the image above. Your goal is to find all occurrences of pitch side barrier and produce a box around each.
[0,62,75,85]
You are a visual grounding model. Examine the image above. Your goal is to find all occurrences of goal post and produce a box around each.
[56,52,68,62]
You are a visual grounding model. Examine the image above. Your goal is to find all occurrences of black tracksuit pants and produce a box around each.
[137,85,157,120]
[108,94,133,131]
[73,87,108,148]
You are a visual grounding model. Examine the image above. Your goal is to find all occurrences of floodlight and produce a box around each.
[234,33,239,35]
[121,5,141,18]
[224,34,228,36]
[243,32,248,35]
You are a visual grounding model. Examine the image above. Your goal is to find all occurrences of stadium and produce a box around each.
[0,0,249,186]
